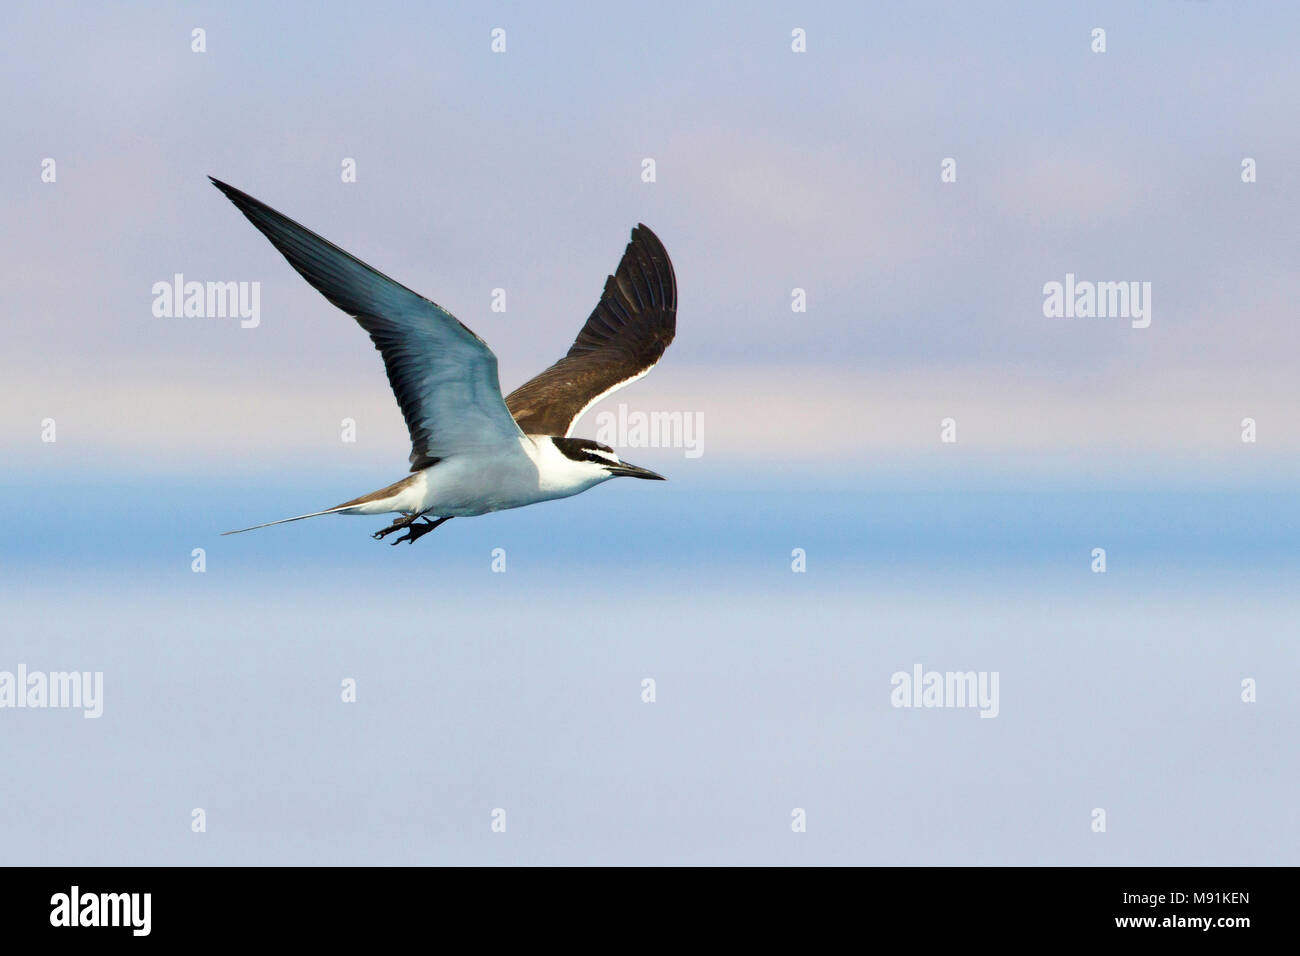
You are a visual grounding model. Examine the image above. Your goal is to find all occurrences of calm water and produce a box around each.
[1,469,1295,864]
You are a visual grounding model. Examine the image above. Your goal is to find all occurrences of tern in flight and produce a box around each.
[211,178,676,545]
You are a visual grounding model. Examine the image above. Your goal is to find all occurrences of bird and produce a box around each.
[210,177,676,545]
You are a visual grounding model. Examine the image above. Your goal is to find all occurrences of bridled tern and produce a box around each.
[211,178,676,545]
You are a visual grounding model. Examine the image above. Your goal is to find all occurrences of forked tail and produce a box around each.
[222,504,356,536]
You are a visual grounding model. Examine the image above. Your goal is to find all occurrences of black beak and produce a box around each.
[608,462,666,481]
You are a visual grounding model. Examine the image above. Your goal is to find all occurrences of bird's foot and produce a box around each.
[382,515,452,545]
[372,513,420,541]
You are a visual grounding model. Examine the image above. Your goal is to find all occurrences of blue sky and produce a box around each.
[1,1,1297,864]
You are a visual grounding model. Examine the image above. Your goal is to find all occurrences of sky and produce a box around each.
[1,1,1297,865]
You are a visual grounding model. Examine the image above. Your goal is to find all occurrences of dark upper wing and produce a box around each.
[504,224,677,436]
[210,178,523,470]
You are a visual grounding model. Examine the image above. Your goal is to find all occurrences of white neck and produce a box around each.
[525,436,615,496]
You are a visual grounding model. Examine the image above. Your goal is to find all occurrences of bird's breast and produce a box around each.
[416,445,551,516]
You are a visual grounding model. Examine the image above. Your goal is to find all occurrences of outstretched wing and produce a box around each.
[505,224,676,436]
[210,177,524,470]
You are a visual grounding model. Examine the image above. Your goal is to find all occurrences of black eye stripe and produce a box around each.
[551,436,616,463]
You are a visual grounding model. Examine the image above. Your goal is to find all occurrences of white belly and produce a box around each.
[344,437,611,518]
[414,453,538,516]
[424,437,609,516]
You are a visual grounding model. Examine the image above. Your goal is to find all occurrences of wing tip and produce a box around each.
[631,222,662,247]
[208,177,264,216]
[209,176,258,213]
[624,224,676,313]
